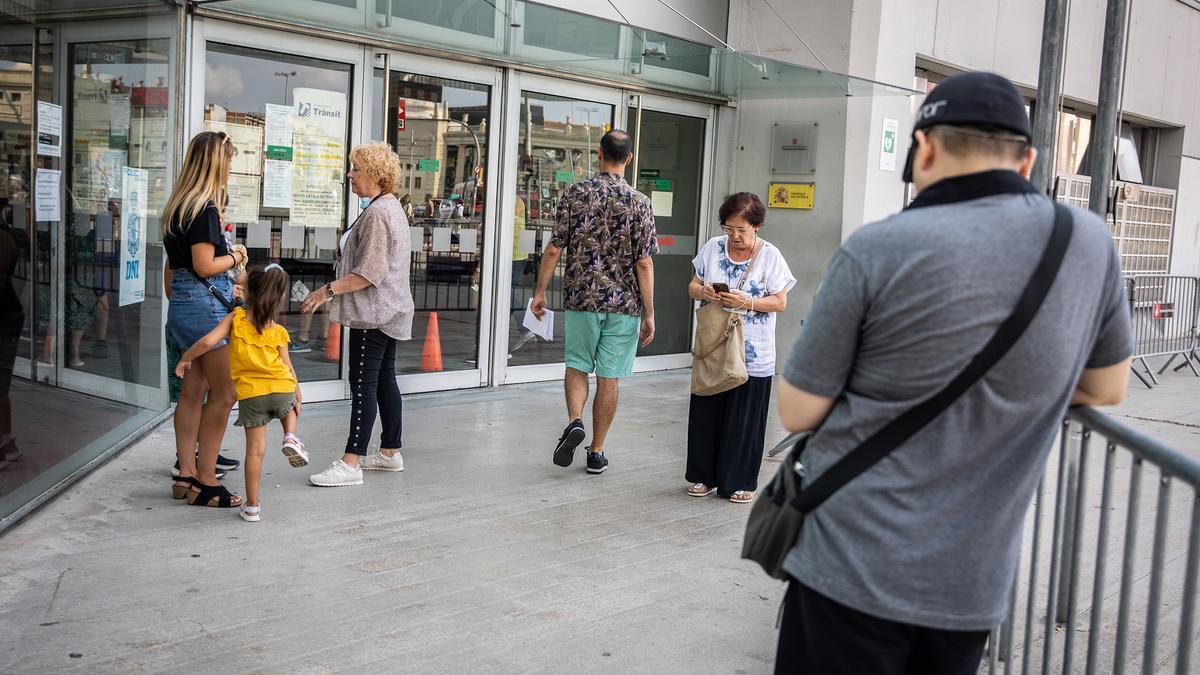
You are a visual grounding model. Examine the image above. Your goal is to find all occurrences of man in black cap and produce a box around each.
[772,71,1133,673]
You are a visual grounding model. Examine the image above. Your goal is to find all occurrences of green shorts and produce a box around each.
[235,391,297,428]
[564,311,640,379]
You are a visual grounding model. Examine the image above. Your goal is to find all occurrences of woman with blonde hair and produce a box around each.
[164,130,248,508]
[303,141,413,487]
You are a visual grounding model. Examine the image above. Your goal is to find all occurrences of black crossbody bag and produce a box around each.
[742,203,1074,580]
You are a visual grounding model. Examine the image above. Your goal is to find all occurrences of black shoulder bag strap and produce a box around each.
[793,202,1074,514]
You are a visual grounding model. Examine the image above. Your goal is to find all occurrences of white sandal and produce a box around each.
[687,482,716,497]
[239,504,262,522]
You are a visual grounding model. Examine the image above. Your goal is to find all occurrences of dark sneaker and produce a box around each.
[288,340,313,354]
[586,450,608,475]
[216,453,241,471]
[172,456,231,479]
[553,419,586,467]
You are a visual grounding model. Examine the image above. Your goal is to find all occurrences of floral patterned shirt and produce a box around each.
[693,236,796,377]
[551,172,658,316]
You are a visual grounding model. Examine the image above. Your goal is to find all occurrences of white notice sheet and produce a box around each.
[521,299,554,342]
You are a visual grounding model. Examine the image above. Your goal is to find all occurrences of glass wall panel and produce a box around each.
[506,92,613,366]
[58,39,170,387]
[627,108,705,357]
[203,43,353,383]
[381,69,490,374]
[3,9,176,530]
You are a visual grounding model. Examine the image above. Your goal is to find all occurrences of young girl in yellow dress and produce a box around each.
[177,264,308,521]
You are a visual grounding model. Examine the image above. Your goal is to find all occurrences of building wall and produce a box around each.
[722,0,1200,363]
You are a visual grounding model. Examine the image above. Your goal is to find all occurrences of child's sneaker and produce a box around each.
[282,433,309,468]
[361,450,404,472]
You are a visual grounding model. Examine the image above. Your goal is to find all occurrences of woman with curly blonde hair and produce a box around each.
[301,141,414,487]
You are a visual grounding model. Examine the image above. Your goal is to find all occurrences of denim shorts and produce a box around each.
[167,269,233,352]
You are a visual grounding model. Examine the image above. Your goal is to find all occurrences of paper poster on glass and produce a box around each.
[205,120,264,176]
[264,103,293,160]
[225,174,261,224]
[119,167,148,306]
[290,89,347,228]
[35,168,60,222]
[36,101,62,157]
[262,159,293,209]
[291,184,343,229]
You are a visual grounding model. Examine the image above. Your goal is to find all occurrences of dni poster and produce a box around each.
[119,167,148,307]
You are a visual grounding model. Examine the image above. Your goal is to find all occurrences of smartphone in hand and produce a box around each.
[711,282,730,294]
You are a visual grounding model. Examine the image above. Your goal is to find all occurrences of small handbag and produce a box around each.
[742,203,1074,580]
[690,240,761,396]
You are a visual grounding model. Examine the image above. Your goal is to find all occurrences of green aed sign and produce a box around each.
[417,158,440,172]
[554,169,574,183]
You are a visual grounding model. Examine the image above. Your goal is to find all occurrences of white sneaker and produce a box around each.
[308,460,363,487]
[361,450,404,472]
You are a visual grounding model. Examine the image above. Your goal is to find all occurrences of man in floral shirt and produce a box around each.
[531,129,657,475]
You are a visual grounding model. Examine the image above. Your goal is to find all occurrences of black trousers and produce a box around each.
[685,375,772,496]
[774,580,989,675]
[345,328,403,455]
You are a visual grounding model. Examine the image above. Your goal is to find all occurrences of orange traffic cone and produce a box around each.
[324,321,341,362]
[420,312,443,372]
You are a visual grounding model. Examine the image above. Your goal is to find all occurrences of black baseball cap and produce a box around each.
[902,71,1032,182]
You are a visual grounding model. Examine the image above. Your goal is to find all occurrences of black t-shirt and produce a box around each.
[164,203,228,271]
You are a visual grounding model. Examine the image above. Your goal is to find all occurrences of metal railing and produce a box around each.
[984,406,1200,674]
[1125,275,1200,388]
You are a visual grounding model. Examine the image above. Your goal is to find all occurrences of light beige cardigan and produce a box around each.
[330,193,414,340]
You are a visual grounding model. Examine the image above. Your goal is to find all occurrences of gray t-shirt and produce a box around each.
[782,173,1132,631]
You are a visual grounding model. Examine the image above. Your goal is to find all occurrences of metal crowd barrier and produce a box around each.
[1125,275,1200,389]
[985,407,1200,675]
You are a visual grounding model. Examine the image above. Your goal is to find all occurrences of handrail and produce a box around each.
[1069,405,1200,486]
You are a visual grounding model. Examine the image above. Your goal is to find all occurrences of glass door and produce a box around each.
[498,74,623,384]
[626,96,712,369]
[375,52,503,393]
[191,19,365,402]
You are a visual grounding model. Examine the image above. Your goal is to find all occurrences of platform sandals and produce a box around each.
[186,482,243,508]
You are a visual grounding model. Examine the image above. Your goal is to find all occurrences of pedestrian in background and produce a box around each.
[162,130,247,508]
[531,129,656,475]
[685,192,794,503]
[772,72,1132,674]
[303,141,413,488]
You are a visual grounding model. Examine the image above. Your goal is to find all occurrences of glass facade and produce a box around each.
[2,5,176,530]
[0,0,911,531]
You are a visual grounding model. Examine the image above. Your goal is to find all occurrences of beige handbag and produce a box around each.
[690,241,760,396]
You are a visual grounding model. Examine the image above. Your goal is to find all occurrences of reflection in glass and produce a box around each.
[59,39,170,387]
[203,43,353,383]
[506,93,613,367]
[626,108,705,357]
[383,70,490,374]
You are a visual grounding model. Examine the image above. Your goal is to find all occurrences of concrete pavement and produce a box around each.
[0,367,1197,673]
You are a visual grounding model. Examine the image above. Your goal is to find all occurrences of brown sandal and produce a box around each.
[171,476,198,500]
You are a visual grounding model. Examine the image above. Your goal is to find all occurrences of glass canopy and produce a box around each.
[206,0,918,101]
